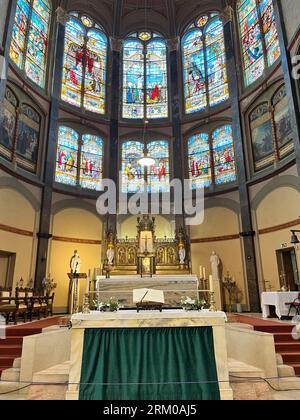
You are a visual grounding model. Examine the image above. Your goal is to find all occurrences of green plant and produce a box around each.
[180,297,207,311]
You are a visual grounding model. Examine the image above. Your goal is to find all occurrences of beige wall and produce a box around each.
[49,208,103,312]
[190,207,247,306]
[254,186,300,291]
[0,188,38,287]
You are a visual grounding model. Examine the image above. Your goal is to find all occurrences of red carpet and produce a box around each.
[0,317,62,378]
[236,315,300,376]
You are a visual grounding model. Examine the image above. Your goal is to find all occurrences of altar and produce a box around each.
[66,310,233,401]
[261,291,299,319]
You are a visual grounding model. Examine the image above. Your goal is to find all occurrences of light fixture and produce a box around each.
[138,119,155,167]
[291,230,300,245]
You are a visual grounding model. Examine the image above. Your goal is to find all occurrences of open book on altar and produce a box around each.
[133,289,165,305]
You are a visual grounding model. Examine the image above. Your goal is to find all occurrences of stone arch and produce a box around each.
[0,177,40,211]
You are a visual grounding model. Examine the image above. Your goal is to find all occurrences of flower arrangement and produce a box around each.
[180,297,207,311]
[42,275,57,295]
[96,298,121,312]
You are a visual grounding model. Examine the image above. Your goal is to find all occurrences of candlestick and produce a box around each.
[209,292,217,312]
[199,266,203,278]
[209,275,214,292]
[203,267,206,280]
[82,293,91,314]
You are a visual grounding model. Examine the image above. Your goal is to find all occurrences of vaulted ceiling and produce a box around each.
[66,0,225,37]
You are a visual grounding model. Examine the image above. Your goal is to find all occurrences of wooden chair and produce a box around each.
[15,287,30,323]
[0,287,14,324]
[46,293,55,317]
[286,293,300,317]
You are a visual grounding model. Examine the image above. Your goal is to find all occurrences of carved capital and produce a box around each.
[167,37,180,52]
[56,7,69,26]
[110,37,122,52]
[221,5,234,25]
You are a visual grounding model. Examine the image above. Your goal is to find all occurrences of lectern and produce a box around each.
[67,273,87,314]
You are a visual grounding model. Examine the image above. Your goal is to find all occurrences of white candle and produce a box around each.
[199,266,203,278]
[203,267,206,280]
[86,270,91,294]
[209,275,214,292]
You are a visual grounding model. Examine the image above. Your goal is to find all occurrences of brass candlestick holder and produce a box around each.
[82,293,91,315]
[209,292,217,312]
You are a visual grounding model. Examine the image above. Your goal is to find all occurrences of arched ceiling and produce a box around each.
[66,0,225,37]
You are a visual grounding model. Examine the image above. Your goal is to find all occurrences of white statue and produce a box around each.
[210,251,220,281]
[70,250,81,275]
[179,247,186,265]
[106,247,115,265]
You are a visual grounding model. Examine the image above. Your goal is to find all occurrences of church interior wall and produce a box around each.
[254,186,300,291]
[117,215,175,239]
[281,0,300,45]
[0,186,39,287]
[190,206,247,307]
[49,207,103,313]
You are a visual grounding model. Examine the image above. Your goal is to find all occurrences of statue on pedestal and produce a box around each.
[210,251,220,281]
[176,227,186,265]
[70,250,81,275]
[106,231,115,265]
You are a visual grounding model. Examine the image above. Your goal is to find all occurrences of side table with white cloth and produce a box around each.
[261,292,300,319]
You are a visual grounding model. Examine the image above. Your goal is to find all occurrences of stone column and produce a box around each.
[35,7,67,289]
[0,0,17,130]
[222,5,260,312]
[273,0,300,179]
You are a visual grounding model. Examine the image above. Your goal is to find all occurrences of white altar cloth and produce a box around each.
[261,292,299,319]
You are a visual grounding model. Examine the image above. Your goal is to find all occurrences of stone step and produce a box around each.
[281,352,300,364]
[0,381,30,396]
[274,332,298,343]
[1,367,21,382]
[277,364,296,378]
[13,358,21,369]
[228,358,266,379]
[270,377,300,391]
[275,342,300,352]
[276,354,283,365]
[0,345,22,357]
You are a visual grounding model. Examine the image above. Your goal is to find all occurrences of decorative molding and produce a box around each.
[0,176,40,211]
[221,5,234,25]
[0,223,33,237]
[205,197,241,215]
[52,236,102,245]
[191,234,240,244]
[259,219,300,235]
[110,37,121,52]
[56,7,69,26]
[51,199,103,220]
[251,175,300,210]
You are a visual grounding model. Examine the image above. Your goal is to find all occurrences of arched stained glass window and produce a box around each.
[55,126,78,186]
[182,13,229,115]
[212,125,236,185]
[55,126,104,190]
[61,13,107,114]
[122,32,168,120]
[188,133,211,189]
[121,140,170,193]
[10,0,51,88]
[121,141,145,193]
[80,135,104,190]
[237,0,280,87]
[188,125,236,188]
[147,141,170,193]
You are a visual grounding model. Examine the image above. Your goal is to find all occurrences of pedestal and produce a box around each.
[67,273,87,315]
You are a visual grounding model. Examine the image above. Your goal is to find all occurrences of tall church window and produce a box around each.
[55,126,104,190]
[121,140,170,193]
[10,0,52,88]
[61,13,107,114]
[122,32,168,120]
[182,13,229,114]
[237,0,281,87]
[188,125,236,188]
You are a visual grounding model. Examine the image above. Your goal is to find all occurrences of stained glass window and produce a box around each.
[188,125,236,189]
[10,0,51,88]
[147,141,170,193]
[122,32,168,119]
[121,140,170,193]
[55,127,79,186]
[182,13,229,115]
[61,13,107,114]
[55,126,104,190]
[212,125,236,185]
[80,135,104,191]
[237,0,280,87]
[188,133,212,189]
